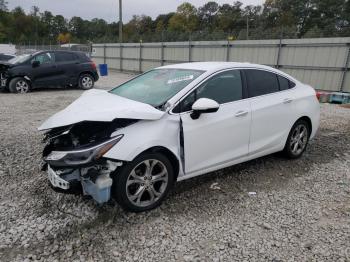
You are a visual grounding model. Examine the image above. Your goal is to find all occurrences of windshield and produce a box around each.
[8,54,30,64]
[110,69,204,107]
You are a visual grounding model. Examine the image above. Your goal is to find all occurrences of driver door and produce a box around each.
[30,52,60,87]
[178,70,251,174]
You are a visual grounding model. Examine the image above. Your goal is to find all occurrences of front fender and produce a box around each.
[103,115,181,162]
[8,68,33,83]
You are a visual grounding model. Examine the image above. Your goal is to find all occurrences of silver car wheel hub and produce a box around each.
[126,159,168,207]
[16,80,29,93]
[82,76,93,88]
[290,124,308,155]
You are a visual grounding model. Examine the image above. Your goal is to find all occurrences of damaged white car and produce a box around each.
[39,62,320,212]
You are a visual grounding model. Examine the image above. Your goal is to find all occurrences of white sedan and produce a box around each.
[39,62,320,212]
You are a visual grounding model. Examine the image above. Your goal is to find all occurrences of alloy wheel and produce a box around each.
[290,124,308,155]
[81,76,93,89]
[126,159,169,207]
[15,80,29,93]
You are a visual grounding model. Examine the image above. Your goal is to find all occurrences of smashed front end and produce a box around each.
[0,63,11,89]
[41,119,136,204]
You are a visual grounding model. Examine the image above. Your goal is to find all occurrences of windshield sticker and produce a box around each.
[167,75,194,84]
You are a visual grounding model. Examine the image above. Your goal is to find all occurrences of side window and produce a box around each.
[245,69,279,97]
[196,70,243,104]
[55,52,77,62]
[277,75,290,91]
[32,52,55,64]
[173,70,243,113]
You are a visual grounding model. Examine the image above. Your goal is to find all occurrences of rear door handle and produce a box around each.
[235,110,248,117]
[283,98,293,104]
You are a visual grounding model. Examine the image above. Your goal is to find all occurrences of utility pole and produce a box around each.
[119,0,123,43]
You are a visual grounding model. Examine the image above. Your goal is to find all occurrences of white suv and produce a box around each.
[39,62,320,212]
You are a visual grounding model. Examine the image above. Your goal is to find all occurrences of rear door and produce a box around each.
[55,52,80,86]
[243,69,296,155]
[177,69,251,174]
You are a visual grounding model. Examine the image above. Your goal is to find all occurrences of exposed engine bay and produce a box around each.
[42,119,137,203]
[43,119,137,155]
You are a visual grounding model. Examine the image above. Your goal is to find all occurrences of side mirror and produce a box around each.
[190,98,220,119]
[32,60,40,67]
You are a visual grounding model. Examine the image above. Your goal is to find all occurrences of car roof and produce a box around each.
[158,62,273,71]
[157,61,298,82]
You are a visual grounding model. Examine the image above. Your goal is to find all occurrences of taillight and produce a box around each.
[90,61,97,70]
[316,91,321,100]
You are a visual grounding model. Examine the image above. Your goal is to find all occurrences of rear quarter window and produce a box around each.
[277,75,296,90]
[277,75,290,90]
[289,80,296,88]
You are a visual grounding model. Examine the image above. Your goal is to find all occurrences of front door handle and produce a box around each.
[235,110,248,117]
[283,98,293,104]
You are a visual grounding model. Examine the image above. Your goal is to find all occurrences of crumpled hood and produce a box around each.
[0,61,12,70]
[38,89,165,130]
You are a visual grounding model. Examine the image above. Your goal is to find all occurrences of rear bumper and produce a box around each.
[92,71,99,81]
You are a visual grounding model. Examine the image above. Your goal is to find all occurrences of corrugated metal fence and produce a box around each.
[92,37,350,93]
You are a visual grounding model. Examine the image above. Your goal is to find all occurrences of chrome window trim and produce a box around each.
[169,67,297,115]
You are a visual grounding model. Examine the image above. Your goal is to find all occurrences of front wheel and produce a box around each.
[283,119,310,159]
[78,74,94,90]
[113,153,174,212]
[9,77,31,93]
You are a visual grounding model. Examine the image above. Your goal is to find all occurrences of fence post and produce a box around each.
[226,39,230,62]
[276,33,283,68]
[103,44,106,64]
[188,33,192,62]
[139,42,142,73]
[161,42,164,66]
[120,44,123,71]
[340,43,350,92]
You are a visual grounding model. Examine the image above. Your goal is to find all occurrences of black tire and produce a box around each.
[9,77,31,93]
[112,153,174,212]
[78,74,94,90]
[283,119,310,159]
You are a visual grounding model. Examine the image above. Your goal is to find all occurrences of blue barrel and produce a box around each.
[98,64,108,76]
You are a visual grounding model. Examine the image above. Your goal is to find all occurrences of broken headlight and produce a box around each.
[44,135,123,167]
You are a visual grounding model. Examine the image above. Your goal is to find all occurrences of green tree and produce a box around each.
[169,2,199,32]
[198,1,219,31]
[217,2,244,33]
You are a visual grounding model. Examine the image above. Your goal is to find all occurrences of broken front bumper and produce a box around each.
[48,165,70,190]
[47,161,121,204]
[0,75,7,87]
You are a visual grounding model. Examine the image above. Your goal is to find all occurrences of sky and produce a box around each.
[8,0,264,23]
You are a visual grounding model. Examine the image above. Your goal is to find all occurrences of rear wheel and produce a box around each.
[9,77,30,93]
[283,119,310,159]
[78,74,94,90]
[113,153,174,212]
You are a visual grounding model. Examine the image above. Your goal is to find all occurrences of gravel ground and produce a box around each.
[0,72,349,261]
